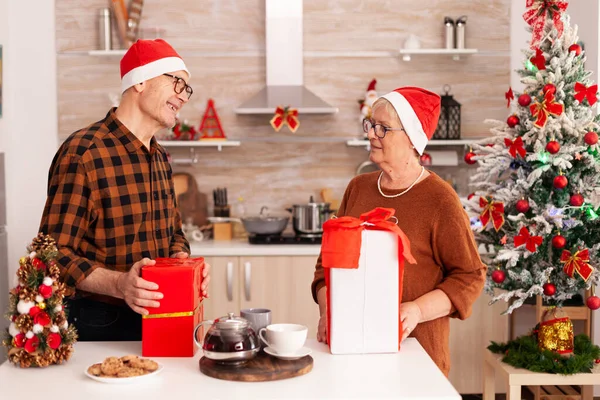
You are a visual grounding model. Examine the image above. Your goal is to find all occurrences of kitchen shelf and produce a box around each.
[346,138,484,147]
[158,140,241,152]
[399,48,478,61]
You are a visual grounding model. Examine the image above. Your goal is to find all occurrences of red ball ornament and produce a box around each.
[584,131,598,145]
[38,284,52,299]
[553,175,568,189]
[28,306,41,317]
[507,115,520,128]
[545,141,560,154]
[543,83,556,96]
[31,258,46,271]
[543,283,556,296]
[491,270,506,284]
[419,152,432,166]
[47,332,62,350]
[570,193,584,207]
[34,311,51,327]
[14,333,26,348]
[596,359,600,364]
[518,93,532,107]
[515,199,530,213]
[552,235,566,249]
[586,295,600,310]
[24,336,39,354]
[569,43,582,56]
[464,152,477,165]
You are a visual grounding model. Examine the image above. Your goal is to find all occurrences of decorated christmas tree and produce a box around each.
[2,233,77,367]
[464,0,600,315]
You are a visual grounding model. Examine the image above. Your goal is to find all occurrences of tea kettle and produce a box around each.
[194,312,260,363]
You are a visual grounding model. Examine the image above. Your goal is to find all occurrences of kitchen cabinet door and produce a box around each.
[288,256,320,339]
[200,256,240,321]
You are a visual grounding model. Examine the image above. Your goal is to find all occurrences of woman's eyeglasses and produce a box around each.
[362,118,405,139]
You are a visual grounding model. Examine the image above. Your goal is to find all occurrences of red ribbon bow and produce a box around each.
[504,137,526,158]
[529,48,547,71]
[270,106,300,133]
[479,197,505,232]
[523,0,568,49]
[574,82,598,106]
[513,227,543,253]
[530,91,564,128]
[505,87,514,108]
[560,248,594,281]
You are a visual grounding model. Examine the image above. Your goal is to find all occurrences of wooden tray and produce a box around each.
[199,350,313,382]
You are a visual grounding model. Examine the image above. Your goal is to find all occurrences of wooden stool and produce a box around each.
[483,350,599,400]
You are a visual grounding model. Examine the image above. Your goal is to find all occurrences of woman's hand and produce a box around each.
[316,287,328,343]
[400,301,423,341]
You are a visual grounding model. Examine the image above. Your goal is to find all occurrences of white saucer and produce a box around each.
[264,346,312,360]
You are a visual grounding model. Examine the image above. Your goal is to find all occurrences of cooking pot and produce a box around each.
[194,312,260,364]
[287,196,334,235]
[209,206,290,236]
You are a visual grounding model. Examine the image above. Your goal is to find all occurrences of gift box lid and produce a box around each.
[141,257,204,315]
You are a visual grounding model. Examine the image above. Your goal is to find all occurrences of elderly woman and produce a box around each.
[311,86,486,376]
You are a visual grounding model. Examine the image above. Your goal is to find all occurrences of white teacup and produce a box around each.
[259,323,307,355]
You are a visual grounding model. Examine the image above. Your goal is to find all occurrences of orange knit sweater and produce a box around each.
[311,171,486,376]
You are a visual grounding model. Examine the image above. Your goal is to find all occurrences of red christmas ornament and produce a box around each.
[38,284,52,299]
[47,332,62,350]
[14,333,26,348]
[34,311,51,327]
[543,283,556,296]
[545,141,560,154]
[464,152,477,165]
[24,336,39,354]
[419,152,432,166]
[518,93,532,107]
[553,175,568,189]
[584,131,598,145]
[569,44,582,56]
[552,235,566,249]
[507,115,520,128]
[595,359,600,364]
[586,295,600,310]
[491,270,506,284]
[516,199,530,213]
[28,306,41,317]
[543,83,556,96]
[570,193,584,207]
[31,258,46,271]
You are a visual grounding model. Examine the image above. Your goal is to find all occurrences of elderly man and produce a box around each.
[39,39,210,341]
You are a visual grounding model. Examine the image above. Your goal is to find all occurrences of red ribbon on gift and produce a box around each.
[513,227,543,253]
[504,137,526,158]
[523,0,568,49]
[479,197,505,232]
[270,106,300,133]
[530,91,564,128]
[574,82,598,106]
[321,207,416,349]
[560,248,594,281]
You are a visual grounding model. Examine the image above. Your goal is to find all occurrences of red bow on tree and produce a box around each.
[513,226,543,253]
[504,137,526,158]
[523,0,568,49]
[530,90,564,128]
[560,248,594,281]
[529,48,547,70]
[270,106,300,133]
[505,87,514,108]
[574,82,598,106]
[479,197,505,232]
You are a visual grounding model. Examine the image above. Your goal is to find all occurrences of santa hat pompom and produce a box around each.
[50,325,59,333]
[43,277,53,286]
[25,331,34,339]
[17,300,35,315]
[33,324,44,334]
[9,322,19,337]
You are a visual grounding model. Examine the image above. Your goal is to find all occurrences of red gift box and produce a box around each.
[141,257,204,357]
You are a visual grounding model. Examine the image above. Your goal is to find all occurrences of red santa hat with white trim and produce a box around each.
[120,39,190,93]
[380,87,441,155]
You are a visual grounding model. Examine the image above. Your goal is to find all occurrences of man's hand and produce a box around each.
[117,258,163,316]
[400,301,423,342]
[170,252,211,298]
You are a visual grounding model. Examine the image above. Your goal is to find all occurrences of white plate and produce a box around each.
[264,346,312,361]
[84,361,164,384]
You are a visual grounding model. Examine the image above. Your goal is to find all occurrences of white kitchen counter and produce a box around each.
[0,338,461,400]
[190,239,321,257]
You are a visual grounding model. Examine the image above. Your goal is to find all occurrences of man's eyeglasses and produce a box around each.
[163,73,193,99]
[362,118,405,139]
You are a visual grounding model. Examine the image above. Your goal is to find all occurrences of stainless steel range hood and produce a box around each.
[234,0,338,115]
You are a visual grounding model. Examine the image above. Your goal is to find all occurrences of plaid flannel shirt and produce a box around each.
[40,108,190,295]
